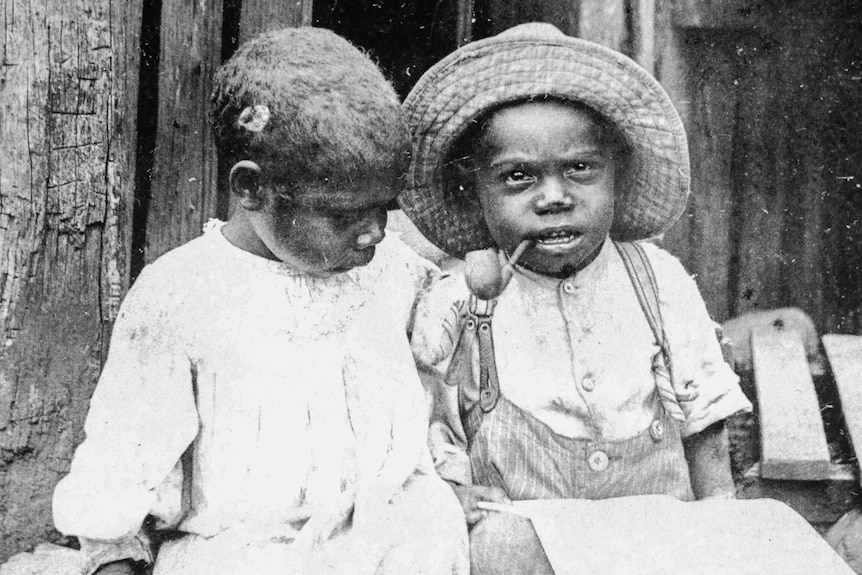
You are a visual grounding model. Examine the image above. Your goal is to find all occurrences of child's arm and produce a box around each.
[53,266,199,570]
[94,559,142,575]
[683,420,735,499]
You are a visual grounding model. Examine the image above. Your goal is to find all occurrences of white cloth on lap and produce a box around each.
[513,495,853,574]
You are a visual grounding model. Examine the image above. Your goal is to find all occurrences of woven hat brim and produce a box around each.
[399,28,690,258]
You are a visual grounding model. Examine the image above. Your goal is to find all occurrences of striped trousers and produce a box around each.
[467,397,694,502]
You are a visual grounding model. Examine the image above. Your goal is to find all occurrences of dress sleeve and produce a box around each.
[411,274,474,486]
[648,245,753,437]
[52,265,200,570]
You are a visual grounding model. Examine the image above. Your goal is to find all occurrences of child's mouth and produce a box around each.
[534,229,580,246]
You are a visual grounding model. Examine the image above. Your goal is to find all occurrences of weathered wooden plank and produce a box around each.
[578,0,625,51]
[470,0,630,55]
[653,1,693,261]
[483,0,578,37]
[144,0,224,263]
[672,0,770,29]
[456,0,476,46]
[629,0,655,73]
[663,30,737,321]
[752,326,831,480]
[772,13,829,330]
[238,0,313,45]
[814,4,862,334]
[0,0,140,561]
[728,36,784,319]
[822,334,862,487]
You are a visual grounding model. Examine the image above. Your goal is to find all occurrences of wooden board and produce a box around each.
[629,0,655,73]
[752,326,831,480]
[578,0,625,50]
[0,0,140,561]
[238,0,313,45]
[823,334,862,487]
[145,0,224,263]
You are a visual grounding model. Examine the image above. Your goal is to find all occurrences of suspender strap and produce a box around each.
[470,297,501,413]
[614,241,686,423]
[446,295,501,446]
[614,241,667,353]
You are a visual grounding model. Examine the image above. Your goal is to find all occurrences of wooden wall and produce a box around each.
[0,0,859,561]
[0,0,142,559]
[659,0,862,333]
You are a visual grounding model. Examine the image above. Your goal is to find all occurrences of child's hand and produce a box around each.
[94,559,140,575]
[447,482,511,526]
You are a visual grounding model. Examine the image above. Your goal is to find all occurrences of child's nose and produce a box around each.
[533,177,574,214]
[355,211,387,249]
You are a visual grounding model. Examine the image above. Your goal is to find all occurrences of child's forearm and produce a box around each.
[94,559,141,575]
[682,420,735,499]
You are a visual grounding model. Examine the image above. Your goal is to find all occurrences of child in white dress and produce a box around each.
[51,27,468,575]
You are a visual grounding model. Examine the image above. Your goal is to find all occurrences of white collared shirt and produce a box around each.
[413,238,752,460]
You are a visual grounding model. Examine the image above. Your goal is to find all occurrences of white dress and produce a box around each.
[51,221,468,575]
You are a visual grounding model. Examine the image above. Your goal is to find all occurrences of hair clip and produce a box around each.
[238,104,271,132]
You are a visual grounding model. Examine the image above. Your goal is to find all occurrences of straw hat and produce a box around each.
[399,22,690,258]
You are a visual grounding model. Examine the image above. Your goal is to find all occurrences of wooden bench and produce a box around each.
[736,326,861,529]
[823,334,862,479]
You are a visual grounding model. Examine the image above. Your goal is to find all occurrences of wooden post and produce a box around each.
[672,30,739,322]
[239,0,313,45]
[0,0,141,560]
[730,37,785,319]
[457,0,475,46]
[483,0,578,37]
[144,1,225,264]
[577,0,625,51]
[629,0,655,73]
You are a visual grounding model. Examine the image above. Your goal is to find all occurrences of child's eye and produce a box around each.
[566,162,592,174]
[505,170,534,185]
[565,162,604,181]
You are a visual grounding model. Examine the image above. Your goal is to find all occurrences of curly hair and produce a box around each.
[211,27,410,192]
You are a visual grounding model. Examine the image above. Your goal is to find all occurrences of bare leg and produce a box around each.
[469,512,555,575]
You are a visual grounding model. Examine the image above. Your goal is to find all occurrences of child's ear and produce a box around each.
[229,160,264,211]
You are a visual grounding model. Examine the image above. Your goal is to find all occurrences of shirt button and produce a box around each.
[649,419,665,441]
[582,375,595,392]
[562,281,576,294]
[587,450,609,472]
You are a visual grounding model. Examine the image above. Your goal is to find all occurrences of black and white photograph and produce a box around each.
[1,1,861,573]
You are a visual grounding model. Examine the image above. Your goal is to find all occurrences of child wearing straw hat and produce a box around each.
[404,23,753,574]
[48,27,468,575]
